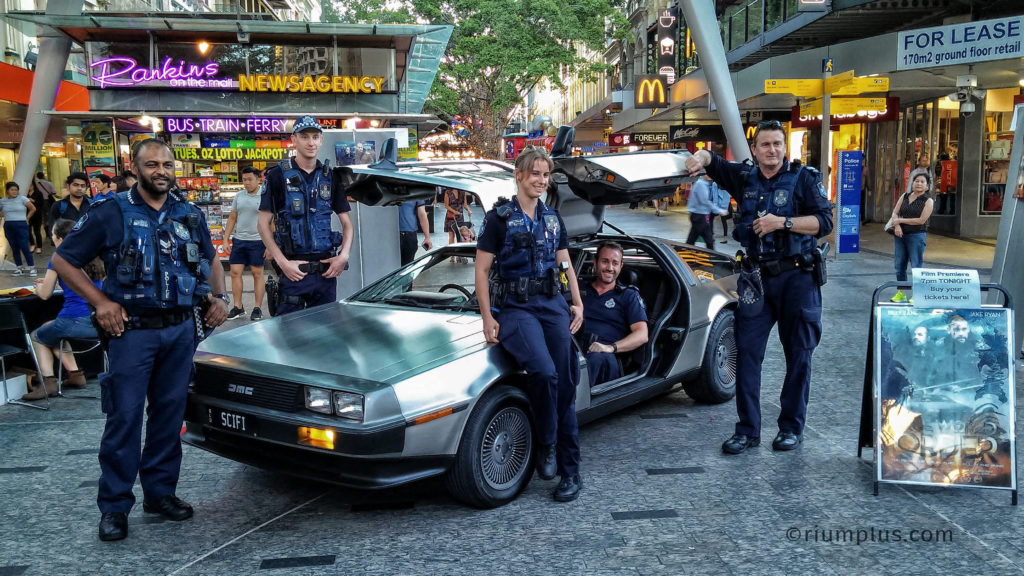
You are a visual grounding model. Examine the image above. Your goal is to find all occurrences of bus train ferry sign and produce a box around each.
[897,15,1023,70]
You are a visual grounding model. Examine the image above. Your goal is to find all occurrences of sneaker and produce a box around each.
[12,268,23,276]
[226,306,245,320]
[250,307,263,321]
[890,290,907,303]
[29,268,37,277]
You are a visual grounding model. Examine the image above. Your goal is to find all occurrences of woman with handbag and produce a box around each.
[889,172,935,303]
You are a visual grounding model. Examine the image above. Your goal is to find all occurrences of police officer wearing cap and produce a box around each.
[475,147,585,502]
[685,121,833,455]
[579,241,648,387]
[258,115,354,314]
[52,139,229,541]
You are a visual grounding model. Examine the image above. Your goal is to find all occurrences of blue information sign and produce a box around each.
[837,150,862,253]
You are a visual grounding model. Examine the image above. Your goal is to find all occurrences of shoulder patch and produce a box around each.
[817,182,827,199]
[72,213,88,231]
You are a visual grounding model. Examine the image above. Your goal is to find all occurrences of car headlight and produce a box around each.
[333,391,364,422]
[305,387,333,414]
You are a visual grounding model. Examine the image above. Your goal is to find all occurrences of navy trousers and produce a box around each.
[97,319,195,514]
[278,272,337,315]
[733,268,822,437]
[498,294,581,477]
[585,351,621,387]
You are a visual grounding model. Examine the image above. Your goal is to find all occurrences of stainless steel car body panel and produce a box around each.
[556,150,695,206]
[339,159,515,211]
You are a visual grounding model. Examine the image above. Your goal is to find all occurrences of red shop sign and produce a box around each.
[790,97,900,128]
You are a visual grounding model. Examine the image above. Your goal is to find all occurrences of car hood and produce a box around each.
[195,302,485,384]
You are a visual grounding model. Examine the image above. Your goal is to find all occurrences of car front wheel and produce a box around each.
[444,385,534,508]
[683,309,737,404]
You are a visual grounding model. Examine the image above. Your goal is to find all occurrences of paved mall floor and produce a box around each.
[2,204,1021,576]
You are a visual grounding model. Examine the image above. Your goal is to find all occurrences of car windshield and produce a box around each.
[352,249,479,311]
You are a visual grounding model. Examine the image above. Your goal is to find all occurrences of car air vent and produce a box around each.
[194,365,302,412]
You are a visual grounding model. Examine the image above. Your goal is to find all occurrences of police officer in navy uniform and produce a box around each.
[258,116,354,315]
[475,147,586,502]
[52,139,229,541]
[579,241,648,387]
[685,120,833,455]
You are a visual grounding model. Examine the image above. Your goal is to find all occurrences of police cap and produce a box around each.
[292,115,323,134]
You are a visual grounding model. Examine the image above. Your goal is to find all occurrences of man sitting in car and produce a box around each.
[579,241,648,386]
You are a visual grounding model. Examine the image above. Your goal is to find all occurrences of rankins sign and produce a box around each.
[634,75,668,109]
[89,56,386,93]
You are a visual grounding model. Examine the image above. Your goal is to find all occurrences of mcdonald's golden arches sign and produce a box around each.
[634,75,668,109]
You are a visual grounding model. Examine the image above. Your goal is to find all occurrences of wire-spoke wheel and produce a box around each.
[480,407,532,491]
[445,385,535,508]
[684,309,737,404]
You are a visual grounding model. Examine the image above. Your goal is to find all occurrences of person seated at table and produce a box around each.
[22,219,104,401]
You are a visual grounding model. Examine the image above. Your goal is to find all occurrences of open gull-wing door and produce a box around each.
[553,150,696,206]
[337,159,516,211]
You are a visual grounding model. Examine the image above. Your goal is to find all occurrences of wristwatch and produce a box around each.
[212,293,230,306]
[611,342,618,353]
[784,217,793,231]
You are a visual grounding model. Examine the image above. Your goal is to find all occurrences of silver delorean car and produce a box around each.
[183,129,738,508]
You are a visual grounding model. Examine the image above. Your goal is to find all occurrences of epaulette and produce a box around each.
[614,282,640,294]
[494,196,512,219]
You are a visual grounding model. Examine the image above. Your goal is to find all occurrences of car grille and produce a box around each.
[193,365,302,412]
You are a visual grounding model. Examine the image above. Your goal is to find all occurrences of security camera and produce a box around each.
[237,31,251,43]
[956,74,977,89]
[961,101,976,116]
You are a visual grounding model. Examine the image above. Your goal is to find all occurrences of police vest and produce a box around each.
[104,191,211,311]
[495,198,560,280]
[736,165,818,260]
[273,159,342,257]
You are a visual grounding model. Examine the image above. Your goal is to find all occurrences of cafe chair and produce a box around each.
[0,303,48,410]
[56,337,107,399]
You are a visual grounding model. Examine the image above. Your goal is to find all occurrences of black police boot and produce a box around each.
[553,474,582,502]
[772,431,802,451]
[142,495,194,521]
[722,434,760,455]
[536,444,557,480]
[98,512,128,541]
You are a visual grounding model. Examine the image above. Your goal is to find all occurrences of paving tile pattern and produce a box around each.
[1,206,1021,575]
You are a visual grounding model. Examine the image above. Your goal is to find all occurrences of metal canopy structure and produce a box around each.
[2,11,452,116]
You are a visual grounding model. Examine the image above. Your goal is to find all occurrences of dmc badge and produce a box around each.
[605,299,616,309]
[173,221,190,240]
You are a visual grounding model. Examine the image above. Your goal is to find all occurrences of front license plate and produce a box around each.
[208,408,257,435]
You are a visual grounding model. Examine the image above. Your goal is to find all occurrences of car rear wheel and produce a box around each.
[684,309,737,404]
[444,385,534,508]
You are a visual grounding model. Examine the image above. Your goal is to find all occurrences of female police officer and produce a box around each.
[474,147,585,502]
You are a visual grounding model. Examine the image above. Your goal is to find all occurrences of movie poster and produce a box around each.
[875,306,1016,489]
[335,142,355,166]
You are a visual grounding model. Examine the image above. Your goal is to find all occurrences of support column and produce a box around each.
[12,1,84,192]
[680,0,751,163]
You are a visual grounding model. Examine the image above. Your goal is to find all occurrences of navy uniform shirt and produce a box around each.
[477,201,568,257]
[56,188,216,308]
[704,152,833,250]
[580,283,647,344]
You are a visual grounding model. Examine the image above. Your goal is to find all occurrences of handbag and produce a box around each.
[884,216,895,234]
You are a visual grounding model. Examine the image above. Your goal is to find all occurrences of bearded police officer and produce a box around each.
[52,139,229,541]
[258,116,354,314]
[475,147,586,502]
[685,120,832,455]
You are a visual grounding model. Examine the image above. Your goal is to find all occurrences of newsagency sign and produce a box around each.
[897,15,1023,70]
[634,75,669,109]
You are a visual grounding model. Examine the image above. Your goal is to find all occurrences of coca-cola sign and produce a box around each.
[669,124,725,142]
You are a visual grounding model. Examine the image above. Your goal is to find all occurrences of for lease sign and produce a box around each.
[897,15,1023,70]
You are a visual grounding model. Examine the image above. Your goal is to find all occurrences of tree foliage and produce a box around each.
[324,0,626,158]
